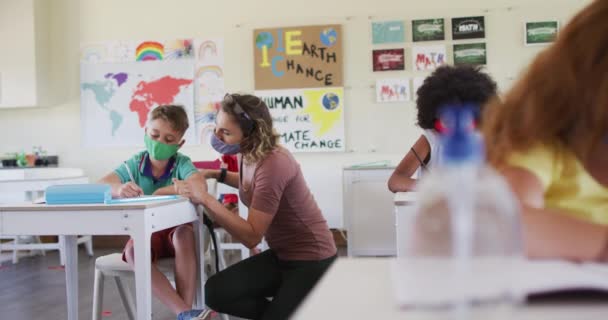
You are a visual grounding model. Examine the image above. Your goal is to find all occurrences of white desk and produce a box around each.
[394,192,417,258]
[293,258,608,319]
[0,198,206,320]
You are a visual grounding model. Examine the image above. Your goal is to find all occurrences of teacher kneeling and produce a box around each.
[176,93,337,320]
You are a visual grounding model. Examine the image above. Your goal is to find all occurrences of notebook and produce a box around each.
[104,195,180,204]
[390,257,608,308]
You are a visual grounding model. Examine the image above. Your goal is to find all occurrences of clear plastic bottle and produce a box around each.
[396,106,524,318]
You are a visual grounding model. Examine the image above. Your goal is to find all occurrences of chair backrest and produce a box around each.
[192,160,222,170]
[192,155,238,171]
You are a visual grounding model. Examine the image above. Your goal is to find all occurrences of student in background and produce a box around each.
[482,0,608,262]
[98,105,201,316]
[174,93,337,320]
[387,65,498,192]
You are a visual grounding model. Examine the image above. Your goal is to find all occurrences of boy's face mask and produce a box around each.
[144,135,180,160]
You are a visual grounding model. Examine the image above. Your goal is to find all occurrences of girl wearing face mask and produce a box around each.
[99,105,202,318]
[175,94,337,320]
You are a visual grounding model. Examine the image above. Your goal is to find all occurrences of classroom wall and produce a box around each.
[0,0,591,227]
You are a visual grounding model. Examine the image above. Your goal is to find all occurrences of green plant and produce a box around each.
[16,152,28,167]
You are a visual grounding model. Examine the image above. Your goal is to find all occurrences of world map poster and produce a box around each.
[80,60,195,147]
[80,38,223,147]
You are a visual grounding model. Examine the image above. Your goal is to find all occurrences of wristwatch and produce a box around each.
[218,167,227,183]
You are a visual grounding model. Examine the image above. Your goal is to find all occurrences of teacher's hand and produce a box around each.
[173,173,212,205]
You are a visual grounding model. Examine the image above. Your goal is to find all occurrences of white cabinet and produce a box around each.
[0,168,87,203]
[343,166,397,256]
[0,0,51,108]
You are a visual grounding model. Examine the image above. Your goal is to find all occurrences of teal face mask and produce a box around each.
[144,135,180,160]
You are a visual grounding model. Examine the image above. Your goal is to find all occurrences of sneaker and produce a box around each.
[177,308,213,320]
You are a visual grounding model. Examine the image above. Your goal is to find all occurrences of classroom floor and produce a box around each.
[0,248,245,320]
[0,246,347,320]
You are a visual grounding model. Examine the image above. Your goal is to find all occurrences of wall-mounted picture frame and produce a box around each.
[372,48,405,72]
[412,18,445,42]
[525,20,559,46]
[452,16,485,40]
[453,43,487,66]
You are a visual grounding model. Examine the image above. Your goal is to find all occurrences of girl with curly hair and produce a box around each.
[388,65,498,192]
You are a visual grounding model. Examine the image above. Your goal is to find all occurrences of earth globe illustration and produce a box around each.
[322,93,340,110]
[320,28,338,46]
[256,32,273,49]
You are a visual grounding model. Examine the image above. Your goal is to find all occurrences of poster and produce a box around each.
[253,25,343,90]
[453,43,487,65]
[80,38,222,147]
[412,45,446,71]
[111,41,136,63]
[376,79,410,102]
[80,61,195,147]
[525,21,559,45]
[80,40,194,64]
[193,39,225,143]
[372,20,405,44]
[452,16,485,40]
[372,49,405,72]
[255,87,345,152]
[412,19,445,42]
[164,39,194,60]
[80,43,109,64]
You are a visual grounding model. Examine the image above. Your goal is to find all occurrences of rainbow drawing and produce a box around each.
[196,65,223,78]
[198,40,218,60]
[81,44,108,63]
[136,41,164,61]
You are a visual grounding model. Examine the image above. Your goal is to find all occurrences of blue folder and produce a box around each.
[45,184,112,205]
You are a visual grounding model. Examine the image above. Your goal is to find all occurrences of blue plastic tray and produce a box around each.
[45,184,112,205]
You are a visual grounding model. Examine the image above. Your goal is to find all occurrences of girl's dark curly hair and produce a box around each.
[416,65,497,129]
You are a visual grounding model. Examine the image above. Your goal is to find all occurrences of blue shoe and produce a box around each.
[177,308,212,320]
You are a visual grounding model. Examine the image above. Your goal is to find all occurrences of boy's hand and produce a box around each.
[118,182,143,198]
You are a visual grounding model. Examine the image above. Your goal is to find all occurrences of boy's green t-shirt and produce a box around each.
[114,151,198,195]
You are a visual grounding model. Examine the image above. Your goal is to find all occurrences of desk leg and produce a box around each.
[194,217,206,308]
[64,235,79,320]
[132,228,152,320]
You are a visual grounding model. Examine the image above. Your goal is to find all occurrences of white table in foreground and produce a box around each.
[0,198,206,320]
[293,258,608,320]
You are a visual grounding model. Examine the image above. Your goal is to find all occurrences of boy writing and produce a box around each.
[99,104,201,316]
